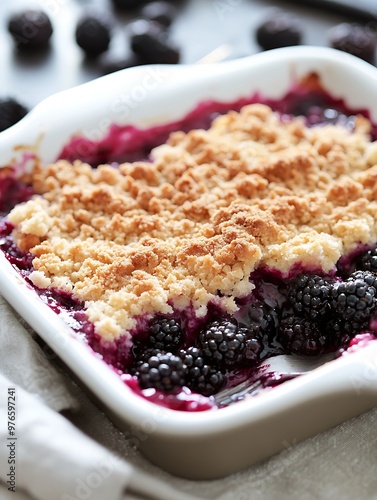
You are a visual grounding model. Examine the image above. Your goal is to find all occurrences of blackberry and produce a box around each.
[330,274,377,330]
[355,248,377,274]
[244,334,264,364]
[198,318,262,369]
[110,0,141,10]
[135,352,186,393]
[8,10,53,50]
[99,52,146,75]
[0,98,28,132]
[288,274,332,321]
[129,19,180,64]
[179,347,225,396]
[132,317,183,368]
[328,23,376,64]
[255,9,302,51]
[247,301,277,343]
[141,2,178,28]
[75,15,112,57]
[148,317,183,353]
[349,270,377,292]
[278,313,328,356]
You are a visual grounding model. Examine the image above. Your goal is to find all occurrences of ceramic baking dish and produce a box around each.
[1,46,377,480]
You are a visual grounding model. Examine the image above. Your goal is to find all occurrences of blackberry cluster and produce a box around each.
[279,271,377,355]
[132,316,264,396]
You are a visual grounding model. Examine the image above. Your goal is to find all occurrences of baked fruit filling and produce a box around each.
[2,81,377,411]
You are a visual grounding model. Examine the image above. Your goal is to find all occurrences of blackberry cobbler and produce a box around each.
[2,84,377,411]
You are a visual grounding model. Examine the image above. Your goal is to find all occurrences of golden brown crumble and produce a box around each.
[8,104,377,340]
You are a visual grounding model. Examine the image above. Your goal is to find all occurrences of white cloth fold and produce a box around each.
[0,295,77,412]
[0,373,201,500]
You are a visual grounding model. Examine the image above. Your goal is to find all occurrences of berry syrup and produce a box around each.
[1,75,377,411]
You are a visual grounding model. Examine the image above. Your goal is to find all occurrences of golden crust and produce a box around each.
[8,104,377,340]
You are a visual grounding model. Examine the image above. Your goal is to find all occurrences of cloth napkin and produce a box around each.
[1,293,377,500]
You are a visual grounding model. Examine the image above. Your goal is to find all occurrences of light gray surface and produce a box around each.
[0,0,358,110]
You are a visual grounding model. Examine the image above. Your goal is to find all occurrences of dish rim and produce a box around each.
[1,45,377,437]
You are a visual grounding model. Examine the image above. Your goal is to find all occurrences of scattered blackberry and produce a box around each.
[129,19,180,64]
[141,2,178,28]
[355,248,377,274]
[110,0,141,10]
[255,9,302,51]
[198,318,262,369]
[278,313,328,356]
[328,23,376,64]
[98,52,146,75]
[179,347,225,396]
[8,10,53,50]
[75,15,112,57]
[135,352,186,393]
[0,98,28,132]
[329,273,377,335]
[288,274,332,321]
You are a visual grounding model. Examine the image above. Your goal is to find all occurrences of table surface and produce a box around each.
[0,0,376,112]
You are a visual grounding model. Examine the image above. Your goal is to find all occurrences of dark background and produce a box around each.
[0,0,377,112]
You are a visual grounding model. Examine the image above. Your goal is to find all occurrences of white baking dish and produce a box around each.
[1,46,377,480]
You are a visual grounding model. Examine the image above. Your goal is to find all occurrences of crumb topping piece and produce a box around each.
[8,104,377,340]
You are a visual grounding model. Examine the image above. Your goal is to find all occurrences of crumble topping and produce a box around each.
[7,103,377,340]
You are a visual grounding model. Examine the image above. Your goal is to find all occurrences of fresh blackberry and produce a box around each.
[328,23,376,64]
[0,98,28,132]
[355,248,377,274]
[129,19,180,64]
[255,9,302,51]
[8,10,53,50]
[198,318,262,369]
[179,347,225,396]
[329,273,377,330]
[135,352,186,393]
[277,313,328,356]
[288,274,332,321]
[75,14,112,57]
[141,2,178,28]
